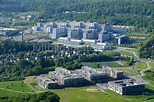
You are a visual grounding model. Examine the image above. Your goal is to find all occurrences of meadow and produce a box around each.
[135,62,147,71]
[119,50,135,57]
[127,32,151,37]
[0,81,34,97]
[0,76,154,102]
[81,61,122,68]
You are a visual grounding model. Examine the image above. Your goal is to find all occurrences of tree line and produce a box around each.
[0,91,60,102]
[0,51,121,81]
[139,35,154,58]
[0,0,154,32]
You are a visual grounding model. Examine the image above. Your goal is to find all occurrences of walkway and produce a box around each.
[140,62,152,76]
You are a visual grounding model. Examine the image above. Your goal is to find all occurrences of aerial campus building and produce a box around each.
[36,75,59,89]
[48,67,84,87]
[75,66,108,83]
[36,66,124,89]
[31,21,126,43]
[36,66,145,95]
[108,79,145,95]
[36,66,111,89]
[102,66,124,79]
[31,21,127,50]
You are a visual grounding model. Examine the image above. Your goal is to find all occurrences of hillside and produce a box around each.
[0,0,154,31]
[0,0,25,12]
[139,35,154,58]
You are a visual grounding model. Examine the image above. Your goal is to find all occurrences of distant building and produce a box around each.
[0,17,11,22]
[82,39,97,44]
[102,23,112,32]
[83,29,95,39]
[67,28,80,39]
[93,43,113,50]
[52,27,67,39]
[114,35,128,45]
[26,15,34,21]
[98,31,110,42]
[0,31,6,35]
[108,79,145,95]
[31,21,126,44]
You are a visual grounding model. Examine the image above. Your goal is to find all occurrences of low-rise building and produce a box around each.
[36,75,59,89]
[108,79,145,95]
[75,66,108,83]
[102,66,124,79]
[48,67,84,87]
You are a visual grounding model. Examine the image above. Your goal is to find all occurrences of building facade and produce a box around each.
[108,79,145,95]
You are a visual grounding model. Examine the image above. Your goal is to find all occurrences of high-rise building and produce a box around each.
[99,31,110,42]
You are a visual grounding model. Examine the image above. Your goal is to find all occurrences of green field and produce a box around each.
[53,86,127,102]
[0,78,154,102]
[0,81,34,97]
[119,50,135,57]
[127,32,151,37]
[142,62,154,85]
[81,61,122,68]
[115,66,136,76]
[135,62,147,71]
[52,85,154,102]
[150,62,154,70]
[16,11,40,16]
[125,48,138,54]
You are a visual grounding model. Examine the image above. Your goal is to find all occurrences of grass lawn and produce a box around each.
[0,77,154,102]
[81,61,122,68]
[119,51,134,57]
[115,66,136,76]
[14,11,40,16]
[24,76,36,84]
[0,81,34,93]
[52,86,127,102]
[135,62,147,71]
[0,80,35,97]
[52,85,154,102]
[127,32,151,37]
[0,89,24,97]
[125,48,138,54]
[150,62,154,70]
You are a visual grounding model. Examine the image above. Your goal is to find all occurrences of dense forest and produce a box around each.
[0,0,154,32]
[0,40,33,54]
[0,91,60,102]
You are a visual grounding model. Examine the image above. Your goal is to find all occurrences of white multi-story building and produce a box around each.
[99,31,110,42]
[67,28,80,39]
[52,27,67,39]
[31,21,126,45]
[83,29,96,39]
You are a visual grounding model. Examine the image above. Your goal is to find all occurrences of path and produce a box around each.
[0,87,47,94]
[140,62,152,76]
[24,82,37,92]
[116,61,124,66]
[124,49,139,58]
[0,87,35,94]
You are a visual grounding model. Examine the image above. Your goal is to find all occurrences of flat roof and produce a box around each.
[108,79,145,87]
